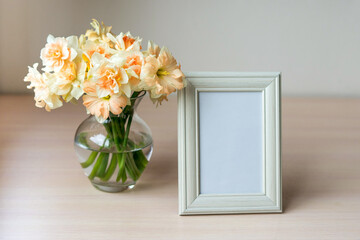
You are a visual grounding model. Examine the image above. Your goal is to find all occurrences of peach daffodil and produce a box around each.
[120,51,145,91]
[88,53,131,98]
[140,44,185,99]
[40,35,77,73]
[82,40,113,60]
[82,81,128,123]
[145,41,160,57]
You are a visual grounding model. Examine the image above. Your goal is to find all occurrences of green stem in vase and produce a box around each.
[114,91,143,182]
[111,118,122,151]
[103,123,114,143]
[133,149,149,173]
[89,152,107,180]
[113,117,123,141]
[81,133,109,169]
[118,117,125,137]
[82,133,110,180]
[122,113,133,150]
[96,153,109,178]
[111,117,127,183]
[126,139,149,173]
[101,154,117,181]
[81,151,98,168]
[125,152,141,181]
[116,153,126,182]
[121,113,142,181]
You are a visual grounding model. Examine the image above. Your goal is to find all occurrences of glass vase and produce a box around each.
[74,92,153,192]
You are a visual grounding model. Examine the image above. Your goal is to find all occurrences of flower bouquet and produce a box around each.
[24,19,186,192]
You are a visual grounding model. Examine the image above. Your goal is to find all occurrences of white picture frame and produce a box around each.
[178,72,282,215]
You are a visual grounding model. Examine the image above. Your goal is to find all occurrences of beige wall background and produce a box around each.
[1,0,359,96]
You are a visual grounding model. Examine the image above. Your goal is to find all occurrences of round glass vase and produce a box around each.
[74,92,153,192]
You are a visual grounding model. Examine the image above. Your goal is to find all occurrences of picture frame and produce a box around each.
[178,72,282,215]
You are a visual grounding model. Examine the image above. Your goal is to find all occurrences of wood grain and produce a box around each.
[0,95,359,239]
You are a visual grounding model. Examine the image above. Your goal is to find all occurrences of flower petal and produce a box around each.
[121,84,131,98]
[47,34,55,43]
[67,36,79,48]
[109,94,127,115]
[96,86,111,98]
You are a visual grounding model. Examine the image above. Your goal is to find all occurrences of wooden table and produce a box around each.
[0,95,359,239]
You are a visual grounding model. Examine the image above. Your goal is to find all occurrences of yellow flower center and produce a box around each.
[102,95,111,100]
[157,69,169,77]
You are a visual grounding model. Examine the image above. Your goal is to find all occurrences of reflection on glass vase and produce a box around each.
[74,92,153,192]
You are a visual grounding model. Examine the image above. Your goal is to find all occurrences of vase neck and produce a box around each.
[129,91,146,111]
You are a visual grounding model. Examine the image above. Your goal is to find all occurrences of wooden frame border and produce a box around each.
[178,72,282,215]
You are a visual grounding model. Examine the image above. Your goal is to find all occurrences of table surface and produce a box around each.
[0,95,359,239]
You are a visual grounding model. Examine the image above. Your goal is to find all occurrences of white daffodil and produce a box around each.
[24,63,63,111]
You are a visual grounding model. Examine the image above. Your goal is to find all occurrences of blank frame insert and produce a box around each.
[199,91,264,195]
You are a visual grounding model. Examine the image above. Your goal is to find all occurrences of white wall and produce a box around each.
[1,0,360,96]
